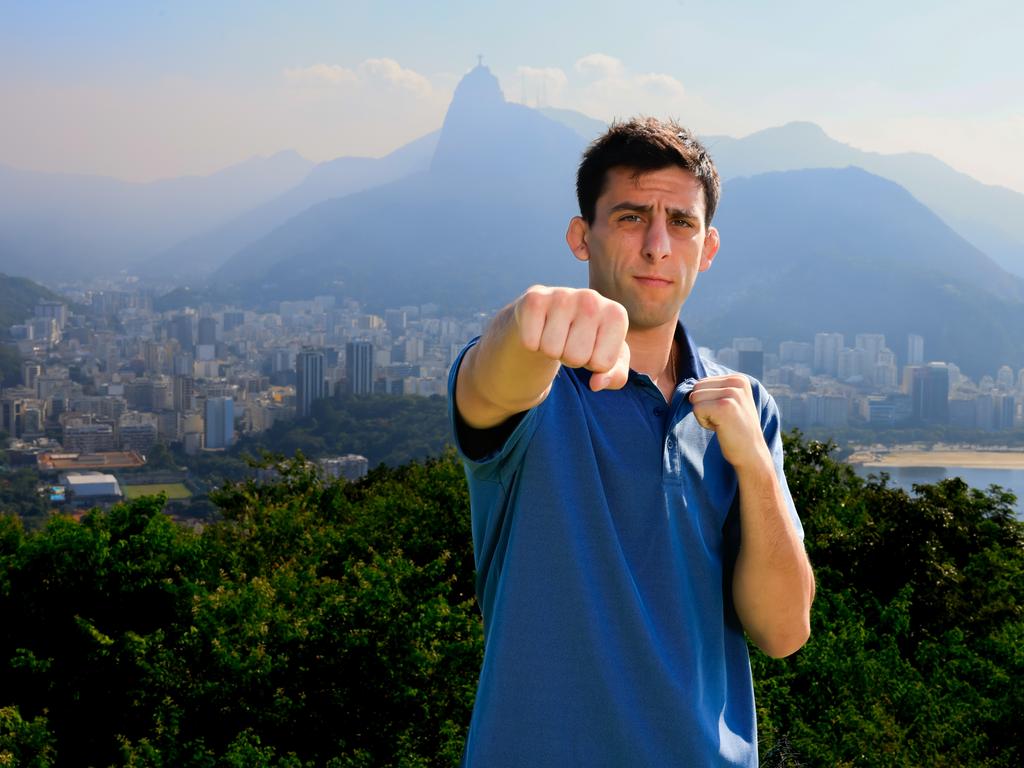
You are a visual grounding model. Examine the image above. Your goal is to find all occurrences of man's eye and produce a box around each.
[672,219,693,227]
[619,214,642,222]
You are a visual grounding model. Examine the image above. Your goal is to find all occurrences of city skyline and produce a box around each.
[2,1,1021,194]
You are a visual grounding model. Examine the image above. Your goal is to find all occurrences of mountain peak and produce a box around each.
[430,64,585,182]
[449,65,506,110]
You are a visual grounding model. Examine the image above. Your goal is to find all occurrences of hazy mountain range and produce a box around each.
[0,152,314,277]
[2,65,1023,375]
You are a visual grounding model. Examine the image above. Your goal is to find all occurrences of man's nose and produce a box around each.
[643,219,671,260]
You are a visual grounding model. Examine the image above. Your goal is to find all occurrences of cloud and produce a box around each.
[634,73,686,101]
[514,66,569,106]
[574,53,625,80]
[508,53,691,122]
[357,58,433,97]
[283,58,433,98]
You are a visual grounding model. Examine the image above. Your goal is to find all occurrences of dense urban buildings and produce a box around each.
[4,283,1024,511]
[1,286,493,507]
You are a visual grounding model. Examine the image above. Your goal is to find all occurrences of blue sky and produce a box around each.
[2,0,1021,191]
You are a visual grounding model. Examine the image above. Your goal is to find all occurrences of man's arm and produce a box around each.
[456,285,631,429]
[689,374,814,658]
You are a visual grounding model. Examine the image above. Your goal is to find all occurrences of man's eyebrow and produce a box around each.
[607,201,652,214]
[607,201,701,220]
[666,207,701,220]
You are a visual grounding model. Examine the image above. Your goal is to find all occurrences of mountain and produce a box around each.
[0,273,65,336]
[0,151,314,280]
[212,66,587,309]
[147,132,440,279]
[209,72,1024,375]
[704,122,1024,278]
[684,167,1024,376]
[538,107,608,141]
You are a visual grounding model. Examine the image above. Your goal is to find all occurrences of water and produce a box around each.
[851,464,1024,519]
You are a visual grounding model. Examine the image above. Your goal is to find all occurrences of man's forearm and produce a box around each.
[455,302,561,429]
[731,457,814,658]
[455,286,631,430]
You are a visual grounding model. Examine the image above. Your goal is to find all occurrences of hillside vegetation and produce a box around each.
[1,435,1021,766]
[0,273,63,338]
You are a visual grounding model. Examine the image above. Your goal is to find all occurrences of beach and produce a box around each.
[849,448,1024,469]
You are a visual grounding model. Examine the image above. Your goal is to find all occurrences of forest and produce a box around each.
[1,434,1021,766]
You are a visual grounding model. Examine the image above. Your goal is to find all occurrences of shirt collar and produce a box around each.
[674,320,706,381]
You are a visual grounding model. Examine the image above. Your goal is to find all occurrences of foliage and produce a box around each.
[0,344,21,388]
[0,273,65,342]
[0,433,1021,765]
[0,705,56,767]
[752,433,1024,766]
[0,452,480,767]
[0,469,50,519]
[237,393,452,470]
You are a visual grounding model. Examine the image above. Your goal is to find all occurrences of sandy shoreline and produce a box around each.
[848,449,1024,469]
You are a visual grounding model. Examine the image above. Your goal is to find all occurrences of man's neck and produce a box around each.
[627,322,678,401]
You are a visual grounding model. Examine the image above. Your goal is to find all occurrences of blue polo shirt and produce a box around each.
[448,324,801,767]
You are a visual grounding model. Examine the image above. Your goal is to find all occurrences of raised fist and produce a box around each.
[514,285,631,392]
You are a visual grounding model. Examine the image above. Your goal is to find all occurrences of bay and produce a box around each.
[851,464,1024,519]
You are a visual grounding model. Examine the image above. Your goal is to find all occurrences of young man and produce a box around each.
[448,118,814,766]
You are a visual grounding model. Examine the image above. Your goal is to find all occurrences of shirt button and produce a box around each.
[653,407,665,417]
[666,436,676,450]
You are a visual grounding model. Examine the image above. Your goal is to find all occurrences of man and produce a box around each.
[448,118,814,766]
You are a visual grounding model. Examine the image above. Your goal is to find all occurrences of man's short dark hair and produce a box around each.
[576,117,721,227]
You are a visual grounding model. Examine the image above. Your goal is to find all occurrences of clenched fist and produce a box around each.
[514,286,631,392]
[688,374,772,471]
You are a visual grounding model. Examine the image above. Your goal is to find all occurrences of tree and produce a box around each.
[0,435,1020,766]
[752,434,1023,766]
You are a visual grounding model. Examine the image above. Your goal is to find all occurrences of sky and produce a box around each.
[2,0,1022,192]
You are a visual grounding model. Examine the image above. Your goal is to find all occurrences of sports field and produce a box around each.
[122,483,192,501]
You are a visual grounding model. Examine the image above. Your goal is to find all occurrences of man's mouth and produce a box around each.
[634,276,672,286]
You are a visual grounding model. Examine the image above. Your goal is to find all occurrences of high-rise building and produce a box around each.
[63,418,117,453]
[778,341,813,366]
[22,360,42,391]
[854,334,886,368]
[204,397,234,450]
[813,333,843,376]
[222,311,245,333]
[34,300,68,330]
[118,412,159,452]
[907,334,925,366]
[197,317,217,346]
[173,375,195,413]
[384,309,407,334]
[1,397,25,438]
[346,341,374,395]
[172,314,194,349]
[736,350,764,381]
[996,365,1015,390]
[732,337,762,352]
[296,348,326,418]
[910,364,949,424]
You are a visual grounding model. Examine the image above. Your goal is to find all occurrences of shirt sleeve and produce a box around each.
[447,337,544,482]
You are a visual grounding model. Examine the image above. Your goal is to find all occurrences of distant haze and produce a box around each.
[1,1,1021,193]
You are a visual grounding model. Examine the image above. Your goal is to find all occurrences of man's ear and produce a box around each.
[566,216,590,262]
[699,226,720,272]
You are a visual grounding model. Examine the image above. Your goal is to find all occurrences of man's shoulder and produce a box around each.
[697,353,736,379]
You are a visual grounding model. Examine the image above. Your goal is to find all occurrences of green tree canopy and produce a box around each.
[0,435,1021,766]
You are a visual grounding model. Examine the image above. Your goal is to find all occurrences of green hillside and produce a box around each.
[0,273,64,338]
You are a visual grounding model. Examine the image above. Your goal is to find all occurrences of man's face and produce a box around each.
[567,165,720,333]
